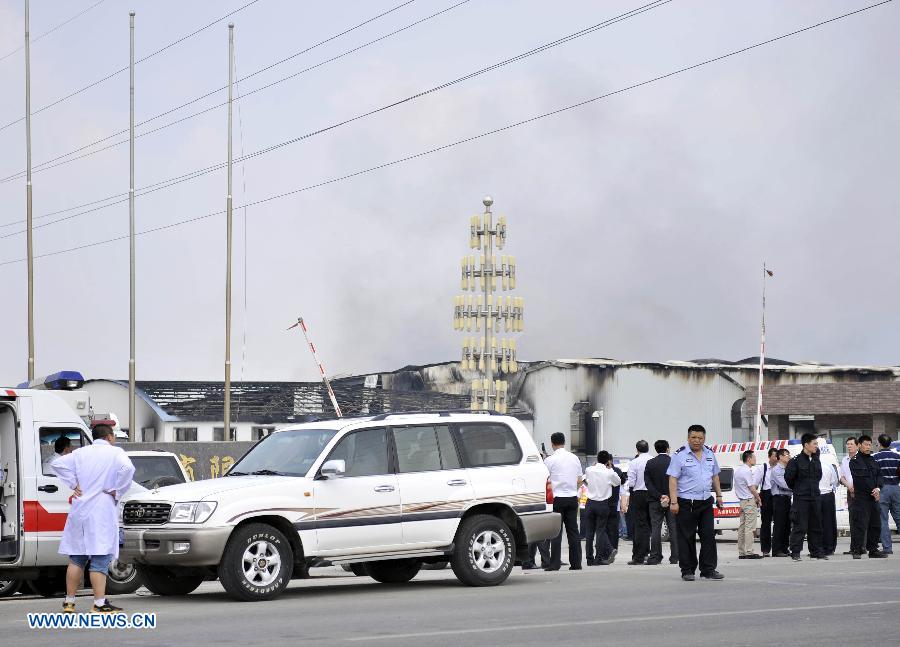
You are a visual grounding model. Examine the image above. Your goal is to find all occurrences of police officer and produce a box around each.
[783,433,825,560]
[667,424,725,581]
[848,434,887,559]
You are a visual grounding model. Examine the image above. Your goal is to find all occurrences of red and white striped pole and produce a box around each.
[288,317,343,418]
[754,264,773,443]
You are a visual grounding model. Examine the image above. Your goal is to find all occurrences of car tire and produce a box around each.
[341,563,368,577]
[218,523,294,602]
[28,575,66,597]
[450,514,515,587]
[106,559,142,595]
[0,579,22,598]
[137,566,203,596]
[365,559,421,584]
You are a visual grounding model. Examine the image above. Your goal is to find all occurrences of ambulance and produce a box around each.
[708,438,847,534]
[0,372,184,597]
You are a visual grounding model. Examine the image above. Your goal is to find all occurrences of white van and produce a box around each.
[709,438,846,533]
[0,373,186,596]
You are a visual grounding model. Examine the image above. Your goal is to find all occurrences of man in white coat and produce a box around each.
[53,424,135,613]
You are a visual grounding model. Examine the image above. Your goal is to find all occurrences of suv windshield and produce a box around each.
[229,428,337,477]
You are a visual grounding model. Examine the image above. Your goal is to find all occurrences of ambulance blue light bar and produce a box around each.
[17,371,85,391]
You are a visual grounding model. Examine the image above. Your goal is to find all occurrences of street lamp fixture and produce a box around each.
[453,196,523,414]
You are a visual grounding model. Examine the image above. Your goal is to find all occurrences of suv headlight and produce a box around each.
[169,501,217,524]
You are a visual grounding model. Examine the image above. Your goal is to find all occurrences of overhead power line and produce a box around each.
[2,0,891,267]
[0,0,262,135]
[0,0,673,235]
[0,0,456,184]
[0,0,107,64]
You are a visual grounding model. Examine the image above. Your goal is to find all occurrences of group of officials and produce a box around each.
[533,425,900,581]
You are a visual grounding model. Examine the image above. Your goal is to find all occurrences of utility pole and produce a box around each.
[454,196,524,413]
[128,10,136,439]
[25,0,34,380]
[223,23,234,436]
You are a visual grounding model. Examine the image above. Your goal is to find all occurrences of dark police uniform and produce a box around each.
[666,444,721,577]
[848,451,884,556]
[784,450,824,558]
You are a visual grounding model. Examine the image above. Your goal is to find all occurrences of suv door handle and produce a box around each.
[38,485,58,493]
[447,479,467,486]
[373,485,395,493]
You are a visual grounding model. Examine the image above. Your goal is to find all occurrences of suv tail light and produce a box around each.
[545,478,554,504]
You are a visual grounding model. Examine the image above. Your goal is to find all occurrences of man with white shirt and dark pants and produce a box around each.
[622,440,652,566]
[582,450,621,565]
[735,450,763,559]
[819,460,839,557]
[544,432,583,571]
[758,448,777,556]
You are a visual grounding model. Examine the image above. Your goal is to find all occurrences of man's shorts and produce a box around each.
[68,554,114,573]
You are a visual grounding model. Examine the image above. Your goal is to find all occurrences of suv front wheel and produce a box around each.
[218,523,294,601]
[451,514,515,587]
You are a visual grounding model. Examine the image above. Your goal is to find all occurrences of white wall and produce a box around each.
[518,365,745,458]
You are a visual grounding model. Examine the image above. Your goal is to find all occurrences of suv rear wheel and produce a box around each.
[137,566,204,596]
[451,514,515,587]
[365,559,421,584]
[218,523,294,601]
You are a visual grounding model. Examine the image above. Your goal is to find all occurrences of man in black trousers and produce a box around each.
[622,440,652,565]
[784,433,825,561]
[848,434,888,559]
[770,448,793,557]
[543,432,583,571]
[645,439,678,565]
[758,448,777,556]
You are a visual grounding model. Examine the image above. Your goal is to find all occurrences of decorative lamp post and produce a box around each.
[453,196,523,413]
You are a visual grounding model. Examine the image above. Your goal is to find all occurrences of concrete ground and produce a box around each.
[2,537,898,646]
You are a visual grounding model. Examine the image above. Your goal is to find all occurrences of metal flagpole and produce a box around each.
[754,263,772,442]
[223,24,234,436]
[128,11,136,439]
[25,0,34,380]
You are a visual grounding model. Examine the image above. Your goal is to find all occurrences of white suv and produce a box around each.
[120,412,559,601]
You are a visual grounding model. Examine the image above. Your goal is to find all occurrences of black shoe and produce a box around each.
[521,563,537,570]
[627,560,644,565]
[869,551,888,558]
[773,552,789,557]
[598,558,613,566]
[811,554,829,560]
[91,600,123,613]
[543,566,560,571]
[791,555,802,561]
[883,550,893,555]
[700,571,724,580]
[740,554,763,560]
[669,557,679,564]
[853,553,862,559]
[645,559,662,565]
[569,565,582,571]
[682,573,695,581]
[586,559,597,566]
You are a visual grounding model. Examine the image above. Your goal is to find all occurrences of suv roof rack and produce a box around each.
[369,409,501,422]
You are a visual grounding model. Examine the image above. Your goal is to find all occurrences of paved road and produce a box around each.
[2,538,898,646]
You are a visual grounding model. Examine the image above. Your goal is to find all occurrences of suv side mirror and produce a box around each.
[320,459,346,480]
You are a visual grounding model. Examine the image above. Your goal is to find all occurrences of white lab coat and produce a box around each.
[53,439,135,558]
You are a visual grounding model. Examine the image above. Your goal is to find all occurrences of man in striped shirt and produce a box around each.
[873,434,900,554]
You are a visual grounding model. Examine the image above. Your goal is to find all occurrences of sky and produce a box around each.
[0,0,898,385]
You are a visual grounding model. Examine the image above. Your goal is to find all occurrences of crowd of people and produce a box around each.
[526,426,900,581]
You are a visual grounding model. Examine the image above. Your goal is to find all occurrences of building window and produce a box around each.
[252,426,275,441]
[141,427,157,443]
[175,427,198,442]
[214,427,237,442]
